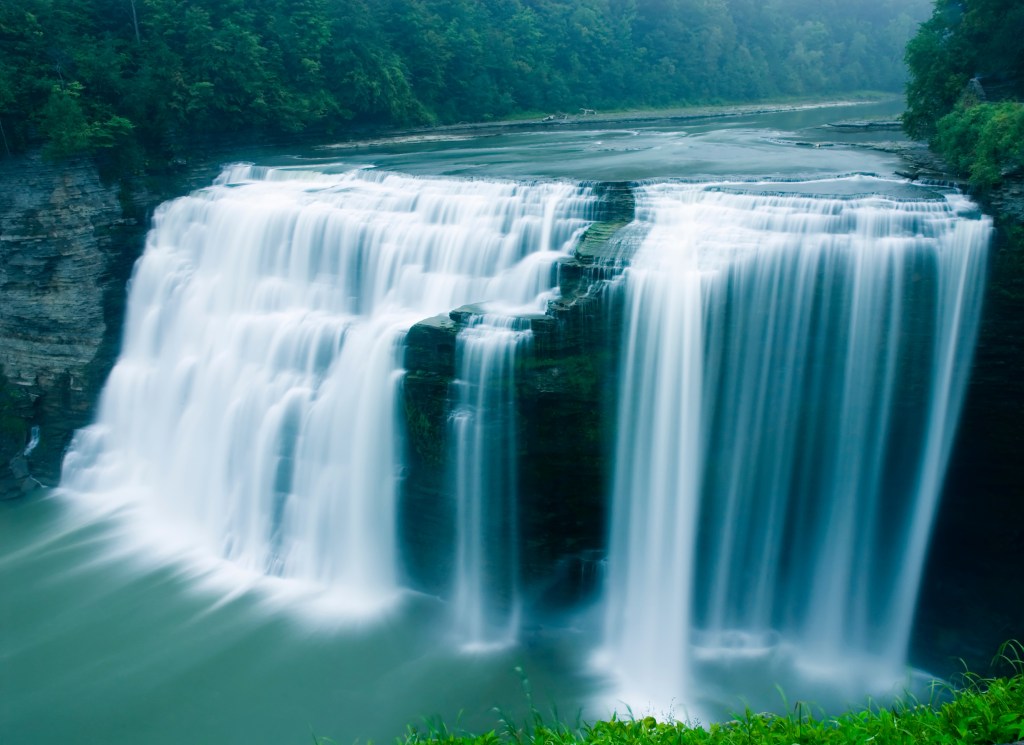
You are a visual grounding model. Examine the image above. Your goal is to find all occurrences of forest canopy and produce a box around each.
[0,0,930,160]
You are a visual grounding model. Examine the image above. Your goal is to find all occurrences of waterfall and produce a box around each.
[55,159,990,704]
[603,177,989,707]
[450,315,530,648]
[60,165,594,614]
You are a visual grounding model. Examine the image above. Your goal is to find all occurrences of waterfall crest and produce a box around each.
[603,177,990,707]
[60,165,594,613]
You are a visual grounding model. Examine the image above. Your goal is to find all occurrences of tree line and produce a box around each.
[903,0,1024,190]
[0,0,929,161]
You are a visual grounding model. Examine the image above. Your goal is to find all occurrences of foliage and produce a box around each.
[398,643,1024,745]
[934,101,1024,189]
[903,0,1024,140]
[0,0,930,161]
[36,83,133,158]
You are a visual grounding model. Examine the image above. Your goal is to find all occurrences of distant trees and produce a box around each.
[0,0,931,160]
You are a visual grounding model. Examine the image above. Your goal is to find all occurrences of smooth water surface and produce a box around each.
[267,100,908,181]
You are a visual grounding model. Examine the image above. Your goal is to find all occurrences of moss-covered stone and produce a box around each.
[398,185,635,607]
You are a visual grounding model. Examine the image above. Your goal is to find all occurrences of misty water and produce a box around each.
[0,101,991,744]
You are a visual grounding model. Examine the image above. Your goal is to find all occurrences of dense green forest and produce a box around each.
[0,0,928,161]
[903,0,1024,189]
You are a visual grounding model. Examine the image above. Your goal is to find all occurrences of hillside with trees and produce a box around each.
[903,0,1024,189]
[1,0,928,162]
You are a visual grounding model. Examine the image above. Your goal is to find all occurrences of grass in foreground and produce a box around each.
[397,643,1024,745]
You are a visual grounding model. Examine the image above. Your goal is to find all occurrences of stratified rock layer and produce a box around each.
[0,154,143,494]
[400,186,635,609]
[916,175,1024,674]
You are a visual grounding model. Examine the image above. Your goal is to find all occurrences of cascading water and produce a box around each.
[603,177,990,711]
[60,165,594,615]
[450,315,531,648]
[53,157,990,718]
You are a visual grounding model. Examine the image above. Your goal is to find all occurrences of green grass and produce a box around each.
[396,643,1024,745]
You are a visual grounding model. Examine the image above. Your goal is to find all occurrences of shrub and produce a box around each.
[934,101,1024,190]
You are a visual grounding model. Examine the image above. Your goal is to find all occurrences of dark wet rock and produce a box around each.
[0,153,141,494]
[404,313,459,380]
[883,140,966,185]
[399,187,634,605]
[913,166,1024,675]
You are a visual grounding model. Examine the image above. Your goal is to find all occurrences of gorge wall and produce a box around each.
[916,175,1024,673]
[0,153,144,495]
[0,151,224,498]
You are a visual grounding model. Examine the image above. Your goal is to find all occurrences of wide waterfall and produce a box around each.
[53,160,991,721]
[603,177,990,711]
[60,165,595,615]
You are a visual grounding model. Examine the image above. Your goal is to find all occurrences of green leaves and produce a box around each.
[934,102,1024,190]
[2,0,931,160]
[904,0,1024,141]
[37,83,133,158]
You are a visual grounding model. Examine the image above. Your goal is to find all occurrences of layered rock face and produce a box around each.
[0,153,147,496]
[400,184,635,609]
[916,177,1024,673]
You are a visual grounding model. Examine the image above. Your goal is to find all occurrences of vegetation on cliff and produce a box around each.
[933,101,1024,190]
[0,0,929,161]
[903,0,1024,189]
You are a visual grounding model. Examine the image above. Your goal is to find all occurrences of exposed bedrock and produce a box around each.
[0,153,144,496]
[0,150,225,499]
[400,186,634,610]
[916,177,1024,674]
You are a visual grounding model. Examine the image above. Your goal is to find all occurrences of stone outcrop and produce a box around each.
[0,144,249,498]
[400,186,637,609]
[914,173,1024,675]
[0,153,146,496]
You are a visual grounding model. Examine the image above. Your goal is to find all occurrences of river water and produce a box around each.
[0,101,987,744]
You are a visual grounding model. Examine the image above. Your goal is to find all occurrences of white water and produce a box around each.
[60,165,594,615]
[603,177,990,711]
[52,160,990,717]
[450,316,532,648]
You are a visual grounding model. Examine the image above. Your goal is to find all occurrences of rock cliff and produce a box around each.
[0,153,147,496]
[916,173,1024,673]
[400,184,635,608]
